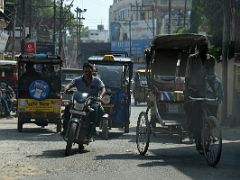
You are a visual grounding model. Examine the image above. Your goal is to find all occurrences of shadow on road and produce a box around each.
[95,140,240,179]
[0,128,63,141]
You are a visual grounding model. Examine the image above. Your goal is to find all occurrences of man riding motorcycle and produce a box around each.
[61,62,106,136]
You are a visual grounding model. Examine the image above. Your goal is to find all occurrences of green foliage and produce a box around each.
[11,0,78,36]
[176,26,188,34]
[190,0,224,48]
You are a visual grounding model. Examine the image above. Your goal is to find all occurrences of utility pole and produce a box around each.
[75,7,86,64]
[129,20,131,56]
[58,0,63,57]
[29,0,32,37]
[53,0,56,54]
[12,5,16,59]
[168,0,172,34]
[222,0,231,123]
[21,0,26,53]
[183,0,187,27]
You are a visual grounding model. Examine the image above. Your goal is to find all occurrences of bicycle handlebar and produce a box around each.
[188,96,218,102]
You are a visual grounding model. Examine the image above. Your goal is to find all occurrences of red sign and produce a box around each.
[24,40,36,54]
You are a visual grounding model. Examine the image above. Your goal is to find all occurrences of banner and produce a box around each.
[0,31,9,52]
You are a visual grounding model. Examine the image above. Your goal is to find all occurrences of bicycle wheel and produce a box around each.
[201,116,222,167]
[136,111,151,155]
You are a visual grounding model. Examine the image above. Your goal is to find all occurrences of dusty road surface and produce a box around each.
[0,105,240,180]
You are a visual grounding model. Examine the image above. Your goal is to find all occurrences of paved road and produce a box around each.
[0,104,240,180]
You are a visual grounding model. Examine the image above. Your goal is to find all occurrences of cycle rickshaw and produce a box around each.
[17,54,62,132]
[133,68,148,105]
[88,52,133,139]
[136,34,222,167]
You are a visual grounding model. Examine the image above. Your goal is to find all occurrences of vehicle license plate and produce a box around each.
[75,103,84,110]
[168,104,178,113]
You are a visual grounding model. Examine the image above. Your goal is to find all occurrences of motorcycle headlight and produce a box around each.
[102,94,111,104]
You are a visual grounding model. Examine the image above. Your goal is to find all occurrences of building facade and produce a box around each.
[109,0,191,62]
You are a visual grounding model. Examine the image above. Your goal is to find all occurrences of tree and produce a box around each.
[189,0,224,57]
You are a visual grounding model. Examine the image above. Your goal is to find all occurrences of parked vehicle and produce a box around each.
[64,91,109,156]
[17,54,62,132]
[136,34,222,167]
[0,60,18,94]
[133,69,148,105]
[88,52,133,139]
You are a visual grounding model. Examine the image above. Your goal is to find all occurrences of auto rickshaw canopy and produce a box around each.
[18,54,62,64]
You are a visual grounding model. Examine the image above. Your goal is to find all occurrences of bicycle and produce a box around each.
[136,96,222,167]
[188,96,222,167]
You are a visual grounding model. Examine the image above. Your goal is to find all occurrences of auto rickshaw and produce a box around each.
[88,52,133,139]
[133,68,148,105]
[17,54,62,132]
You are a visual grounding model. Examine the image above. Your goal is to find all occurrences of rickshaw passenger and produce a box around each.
[184,36,217,149]
[62,62,106,136]
[19,63,41,97]
[45,65,61,98]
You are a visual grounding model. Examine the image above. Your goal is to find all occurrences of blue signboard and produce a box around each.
[111,39,152,57]
[29,80,50,100]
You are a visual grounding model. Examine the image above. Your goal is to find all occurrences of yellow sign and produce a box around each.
[103,55,114,61]
[18,99,61,113]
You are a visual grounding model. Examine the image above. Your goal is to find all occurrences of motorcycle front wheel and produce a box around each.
[65,122,77,156]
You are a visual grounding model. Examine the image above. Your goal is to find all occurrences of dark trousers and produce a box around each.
[1,97,10,116]
[184,101,202,140]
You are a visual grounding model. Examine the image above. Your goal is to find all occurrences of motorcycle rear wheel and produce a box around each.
[65,122,77,156]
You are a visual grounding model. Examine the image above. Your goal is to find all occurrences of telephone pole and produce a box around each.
[168,0,172,34]
[58,0,63,56]
[75,7,86,62]
[53,0,56,54]
[222,0,231,123]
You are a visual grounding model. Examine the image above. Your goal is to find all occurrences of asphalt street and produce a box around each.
[0,103,240,180]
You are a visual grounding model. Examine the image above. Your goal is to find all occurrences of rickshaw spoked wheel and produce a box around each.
[136,111,150,155]
[201,116,222,167]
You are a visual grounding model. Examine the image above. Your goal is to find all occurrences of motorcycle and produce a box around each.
[63,91,109,156]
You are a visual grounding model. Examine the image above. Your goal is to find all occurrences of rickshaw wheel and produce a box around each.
[65,122,77,156]
[201,116,222,167]
[17,118,23,132]
[136,111,150,155]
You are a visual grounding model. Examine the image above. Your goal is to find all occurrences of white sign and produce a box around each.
[111,19,156,41]
[0,31,9,52]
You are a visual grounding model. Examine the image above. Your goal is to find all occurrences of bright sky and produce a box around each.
[71,0,113,30]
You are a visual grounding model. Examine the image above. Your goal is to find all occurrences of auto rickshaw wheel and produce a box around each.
[134,100,138,106]
[57,119,62,133]
[124,122,129,133]
[17,118,23,132]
